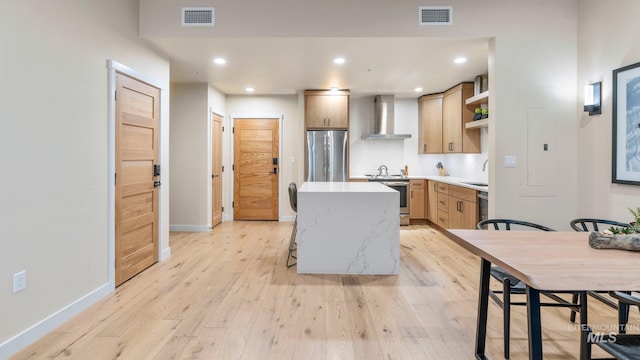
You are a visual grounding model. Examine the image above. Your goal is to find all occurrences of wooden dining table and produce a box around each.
[447,229,640,360]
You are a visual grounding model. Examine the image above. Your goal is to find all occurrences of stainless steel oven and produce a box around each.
[369,178,410,225]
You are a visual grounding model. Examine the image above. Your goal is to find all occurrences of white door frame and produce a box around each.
[106,60,165,289]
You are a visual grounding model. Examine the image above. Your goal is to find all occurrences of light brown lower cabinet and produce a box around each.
[429,181,478,229]
[409,180,426,219]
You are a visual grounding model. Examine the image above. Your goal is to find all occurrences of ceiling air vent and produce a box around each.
[419,6,453,26]
[182,7,215,27]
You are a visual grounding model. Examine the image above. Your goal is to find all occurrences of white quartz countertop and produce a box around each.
[349,175,489,192]
[300,181,396,193]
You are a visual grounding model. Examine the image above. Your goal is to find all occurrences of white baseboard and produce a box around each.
[222,214,233,222]
[279,215,295,222]
[160,246,171,260]
[0,283,113,359]
[169,224,211,232]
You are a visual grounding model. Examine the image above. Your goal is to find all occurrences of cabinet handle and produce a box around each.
[448,142,453,151]
[439,217,446,222]
[457,201,462,212]
[423,144,427,152]
[439,200,445,205]
[411,190,413,199]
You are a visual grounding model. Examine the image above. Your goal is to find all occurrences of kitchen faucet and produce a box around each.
[377,165,388,176]
[482,158,489,172]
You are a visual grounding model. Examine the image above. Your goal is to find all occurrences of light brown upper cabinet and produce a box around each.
[418,93,443,154]
[442,83,480,153]
[304,90,350,129]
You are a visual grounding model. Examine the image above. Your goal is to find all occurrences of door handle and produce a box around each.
[272,167,278,174]
[154,181,161,187]
[212,174,219,178]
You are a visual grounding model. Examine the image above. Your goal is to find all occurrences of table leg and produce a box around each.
[475,258,491,360]
[526,286,543,360]
[579,291,590,360]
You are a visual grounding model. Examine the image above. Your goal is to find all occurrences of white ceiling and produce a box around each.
[147,36,489,98]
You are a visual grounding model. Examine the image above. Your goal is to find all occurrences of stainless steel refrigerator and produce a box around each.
[306,130,348,182]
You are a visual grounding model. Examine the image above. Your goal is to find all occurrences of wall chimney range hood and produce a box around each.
[361,95,412,140]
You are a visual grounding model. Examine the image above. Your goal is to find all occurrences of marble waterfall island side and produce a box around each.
[296,182,400,275]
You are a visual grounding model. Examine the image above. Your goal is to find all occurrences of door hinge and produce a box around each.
[222,165,224,172]
[232,164,234,171]
[114,173,117,185]
[114,90,117,101]
[222,126,224,132]
[232,201,234,208]
[232,127,234,134]
[222,206,224,212]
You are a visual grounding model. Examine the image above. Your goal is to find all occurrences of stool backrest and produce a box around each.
[288,182,297,212]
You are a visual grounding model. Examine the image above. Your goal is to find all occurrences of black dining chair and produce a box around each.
[286,182,298,267]
[584,291,640,360]
[569,218,632,323]
[477,218,582,359]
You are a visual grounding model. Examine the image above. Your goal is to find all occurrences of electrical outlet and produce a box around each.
[13,271,26,293]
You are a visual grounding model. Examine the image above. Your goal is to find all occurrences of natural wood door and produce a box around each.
[442,86,463,153]
[304,90,349,129]
[233,118,279,220]
[448,185,478,229]
[211,113,223,228]
[409,180,426,219]
[418,94,443,154]
[115,72,160,286]
[427,180,438,222]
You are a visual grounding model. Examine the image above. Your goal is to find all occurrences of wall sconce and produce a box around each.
[584,82,601,115]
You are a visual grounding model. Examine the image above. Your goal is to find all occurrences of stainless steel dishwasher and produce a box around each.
[478,191,488,228]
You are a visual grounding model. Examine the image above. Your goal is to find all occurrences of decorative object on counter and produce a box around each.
[589,232,640,251]
[588,207,640,251]
[404,164,409,176]
[473,108,482,121]
[436,162,449,176]
[481,108,488,119]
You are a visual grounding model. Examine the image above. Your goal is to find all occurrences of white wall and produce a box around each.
[0,0,170,357]
[170,84,209,230]
[577,0,640,222]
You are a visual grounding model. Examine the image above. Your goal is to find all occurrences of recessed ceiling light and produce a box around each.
[333,57,346,65]
[213,57,226,65]
[245,87,255,92]
[454,57,467,64]
[414,87,423,92]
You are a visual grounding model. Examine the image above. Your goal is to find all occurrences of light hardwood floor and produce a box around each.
[11,222,635,359]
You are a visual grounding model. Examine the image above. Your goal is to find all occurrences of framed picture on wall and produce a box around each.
[613,61,640,185]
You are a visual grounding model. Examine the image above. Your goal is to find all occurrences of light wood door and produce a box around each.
[418,94,443,154]
[448,185,478,229]
[427,180,438,222]
[115,72,160,286]
[233,118,279,220]
[409,180,426,219]
[442,85,463,153]
[442,83,479,154]
[304,90,349,129]
[211,113,223,228]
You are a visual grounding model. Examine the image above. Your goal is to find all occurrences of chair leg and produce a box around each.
[619,299,630,334]
[570,292,579,323]
[286,216,297,268]
[503,279,511,359]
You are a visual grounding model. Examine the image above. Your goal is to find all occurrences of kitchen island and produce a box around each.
[296,182,399,274]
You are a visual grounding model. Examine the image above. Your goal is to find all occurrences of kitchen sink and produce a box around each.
[462,182,488,187]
